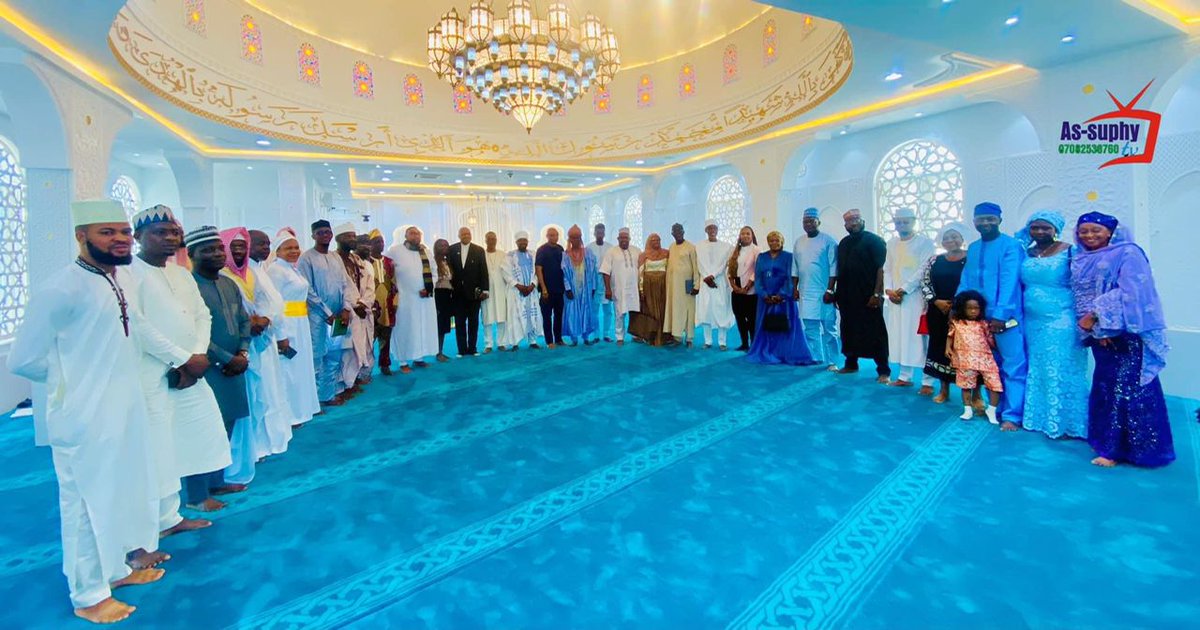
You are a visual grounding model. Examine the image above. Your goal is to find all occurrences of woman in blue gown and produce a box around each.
[747,231,816,366]
[1018,211,1089,439]
[1071,212,1173,468]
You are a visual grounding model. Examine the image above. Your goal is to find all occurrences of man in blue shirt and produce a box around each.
[956,202,1027,430]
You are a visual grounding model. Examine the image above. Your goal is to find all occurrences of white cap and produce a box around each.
[704,219,718,228]
[515,230,530,240]
[333,222,357,237]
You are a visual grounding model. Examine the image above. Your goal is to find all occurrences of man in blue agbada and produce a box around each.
[956,202,1027,430]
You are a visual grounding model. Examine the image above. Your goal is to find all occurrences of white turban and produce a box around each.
[333,222,356,237]
[895,207,917,220]
[704,219,718,229]
[514,230,530,240]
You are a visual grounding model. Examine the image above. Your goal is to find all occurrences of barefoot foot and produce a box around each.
[160,517,212,538]
[917,385,934,396]
[932,393,949,404]
[875,375,890,384]
[75,597,135,624]
[888,380,914,387]
[185,497,227,512]
[1091,456,1118,468]
[211,483,248,496]
[125,549,170,570]
[400,365,413,374]
[1000,421,1019,431]
[112,568,165,589]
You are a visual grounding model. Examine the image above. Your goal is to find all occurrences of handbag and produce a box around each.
[917,312,929,335]
[762,300,790,332]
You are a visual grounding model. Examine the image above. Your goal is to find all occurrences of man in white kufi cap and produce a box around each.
[695,218,735,349]
[503,230,543,348]
[883,207,936,391]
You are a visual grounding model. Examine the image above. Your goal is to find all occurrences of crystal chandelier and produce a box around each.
[427,1,620,133]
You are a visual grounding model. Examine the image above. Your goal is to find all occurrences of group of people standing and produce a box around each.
[3,194,1177,623]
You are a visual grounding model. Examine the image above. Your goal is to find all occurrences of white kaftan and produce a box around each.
[482,250,509,325]
[599,245,641,316]
[695,239,735,329]
[265,260,320,425]
[385,243,439,364]
[884,234,936,369]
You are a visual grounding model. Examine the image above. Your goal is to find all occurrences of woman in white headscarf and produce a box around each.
[919,222,970,403]
[265,228,320,426]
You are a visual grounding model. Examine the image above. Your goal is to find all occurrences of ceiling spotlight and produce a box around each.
[594,177,603,181]
[383,169,393,174]
[455,179,463,184]
[132,153,141,157]
[246,166,254,170]
[578,183,585,187]
[635,160,645,165]
[422,166,429,170]
[255,139,271,146]
[1061,35,1075,43]
[915,112,924,117]
[381,177,391,182]
[439,192,446,196]
[157,162,165,167]
[839,128,847,135]
[322,162,328,166]
[374,164,381,168]
[520,181,528,186]
[884,71,903,82]
[464,172,473,177]
[1005,15,1019,26]
[329,176,335,180]
[534,174,543,179]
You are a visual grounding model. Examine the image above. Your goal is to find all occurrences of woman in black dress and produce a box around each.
[920,223,969,403]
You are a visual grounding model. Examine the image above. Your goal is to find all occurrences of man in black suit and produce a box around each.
[447,226,489,355]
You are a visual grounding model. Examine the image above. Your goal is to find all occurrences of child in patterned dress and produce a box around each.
[946,290,1003,424]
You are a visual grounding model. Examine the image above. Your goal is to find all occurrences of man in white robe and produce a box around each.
[219,228,291,481]
[130,206,230,534]
[384,226,439,372]
[481,231,510,352]
[600,227,641,346]
[7,200,161,623]
[296,220,352,406]
[586,223,615,342]
[884,207,937,390]
[695,220,735,349]
[264,228,320,426]
[504,231,542,349]
[352,234,377,383]
[793,207,841,369]
[664,223,702,346]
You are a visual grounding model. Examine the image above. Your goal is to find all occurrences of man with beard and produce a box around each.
[481,231,510,352]
[664,223,702,347]
[384,226,439,372]
[504,231,542,349]
[328,224,370,395]
[367,229,397,374]
[8,200,162,623]
[448,227,489,356]
[832,209,890,383]
[187,226,253,497]
[129,206,231,522]
[297,220,352,406]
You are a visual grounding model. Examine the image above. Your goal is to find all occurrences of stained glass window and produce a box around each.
[679,64,696,99]
[0,136,26,342]
[705,175,746,243]
[723,45,738,84]
[110,176,141,221]
[636,74,653,109]
[241,15,262,64]
[184,0,205,35]
[875,140,964,241]
[353,61,374,100]
[453,81,472,114]
[623,194,643,247]
[593,87,611,114]
[403,74,423,107]
[298,43,320,85]
[588,204,604,231]
[763,19,778,66]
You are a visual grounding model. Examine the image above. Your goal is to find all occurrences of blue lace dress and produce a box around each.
[1020,248,1089,438]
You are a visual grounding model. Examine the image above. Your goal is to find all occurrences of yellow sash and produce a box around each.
[283,301,308,317]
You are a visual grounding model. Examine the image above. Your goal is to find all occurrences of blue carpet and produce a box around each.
[0,342,1197,629]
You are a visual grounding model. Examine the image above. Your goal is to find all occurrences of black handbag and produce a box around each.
[762,301,790,332]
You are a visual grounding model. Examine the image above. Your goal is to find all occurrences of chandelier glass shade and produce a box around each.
[427,1,620,133]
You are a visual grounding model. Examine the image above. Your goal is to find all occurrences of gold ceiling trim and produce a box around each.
[1127,0,1200,27]
[109,7,855,164]
[242,0,773,71]
[348,168,639,193]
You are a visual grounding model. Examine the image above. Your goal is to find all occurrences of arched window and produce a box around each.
[678,63,696,99]
[593,87,611,114]
[240,15,262,64]
[353,61,374,99]
[185,0,206,35]
[705,175,746,243]
[636,74,653,109]
[298,43,320,85]
[723,45,738,84]
[763,19,778,66]
[453,81,473,114]
[588,204,605,231]
[110,175,141,221]
[623,194,643,247]
[0,136,27,342]
[404,74,424,107]
[874,139,964,241]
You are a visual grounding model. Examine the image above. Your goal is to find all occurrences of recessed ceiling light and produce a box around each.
[329,176,335,180]
[635,160,645,165]
[915,112,924,117]
[383,169,393,174]
[534,174,543,179]
[381,177,391,182]
[132,153,140,157]
[422,166,429,170]
[157,162,165,167]
[455,179,463,184]
[439,192,446,196]
[1061,35,1075,43]
[322,162,329,166]
[374,164,381,168]
[884,72,903,82]
[464,172,473,177]
[942,0,953,4]
[839,129,847,135]
[520,181,528,186]
[578,183,585,187]
[255,139,271,146]
[594,177,602,181]
[1005,15,1019,26]
[246,166,254,170]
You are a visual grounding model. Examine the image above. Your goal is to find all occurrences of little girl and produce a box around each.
[946,290,1003,424]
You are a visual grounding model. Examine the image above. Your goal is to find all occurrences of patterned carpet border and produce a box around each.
[231,374,837,629]
[725,419,990,630]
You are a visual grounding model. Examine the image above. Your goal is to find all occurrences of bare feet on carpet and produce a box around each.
[414,360,429,367]
[484,347,492,354]
[837,366,858,374]
[160,517,212,538]
[875,375,890,384]
[186,497,226,512]
[381,366,392,376]
[1001,421,1020,432]
[436,353,450,362]
[112,568,164,589]
[826,365,839,372]
[125,549,169,570]
[888,380,913,387]
[400,365,413,374]
[616,340,624,346]
[917,385,934,396]
[212,483,248,496]
[932,393,949,404]
[75,597,135,624]
[1091,456,1117,467]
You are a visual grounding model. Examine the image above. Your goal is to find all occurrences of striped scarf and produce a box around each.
[407,240,433,294]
